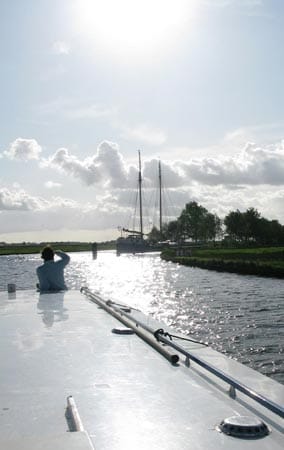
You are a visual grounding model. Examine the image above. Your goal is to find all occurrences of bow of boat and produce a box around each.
[0,288,283,449]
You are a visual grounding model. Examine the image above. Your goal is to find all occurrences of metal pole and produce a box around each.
[81,288,179,365]
[138,150,143,238]
[81,287,284,419]
[159,160,162,233]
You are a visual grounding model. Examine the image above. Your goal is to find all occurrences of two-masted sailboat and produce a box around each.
[116,151,163,255]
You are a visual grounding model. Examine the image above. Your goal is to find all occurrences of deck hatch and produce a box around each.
[218,415,269,439]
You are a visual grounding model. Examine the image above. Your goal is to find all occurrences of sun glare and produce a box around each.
[73,0,195,60]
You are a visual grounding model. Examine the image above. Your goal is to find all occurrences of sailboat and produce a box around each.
[116,151,163,255]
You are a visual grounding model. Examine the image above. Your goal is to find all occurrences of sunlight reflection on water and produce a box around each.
[67,251,284,384]
[0,250,283,384]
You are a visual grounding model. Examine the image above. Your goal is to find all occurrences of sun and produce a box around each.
[73,0,195,60]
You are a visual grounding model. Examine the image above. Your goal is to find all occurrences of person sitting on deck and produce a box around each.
[37,245,70,291]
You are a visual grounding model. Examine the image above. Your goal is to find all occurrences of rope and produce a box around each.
[154,328,208,346]
[106,299,140,312]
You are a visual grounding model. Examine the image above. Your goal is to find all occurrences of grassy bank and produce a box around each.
[161,246,284,278]
[0,241,116,255]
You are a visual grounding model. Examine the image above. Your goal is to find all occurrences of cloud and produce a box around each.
[0,188,47,211]
[223,122,284,146]
[36,98,115,121]
[41,147,101,186]
[52,40,70,55]
[0,186,80,212]
[2,135,284,241]
[44,181,62,189]
[39,138,284,190]
[41,140,131,188]
[179,141,284,186]
[36,98,165,147]
[65,104,116,120]
[120,123,167,145]
[143,158,184,188]
[0,188,126,235]
[4,138,42,161]
[5,135,284,191]
[191,184,284,224]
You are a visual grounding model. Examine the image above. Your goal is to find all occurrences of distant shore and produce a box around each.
[0,241,116,255]
[2,242,284,279]
[161,246,284,279]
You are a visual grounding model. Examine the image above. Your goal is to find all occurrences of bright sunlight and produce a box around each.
[73,0,195,60]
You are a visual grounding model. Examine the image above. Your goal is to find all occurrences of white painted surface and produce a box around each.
[0,289,283,449]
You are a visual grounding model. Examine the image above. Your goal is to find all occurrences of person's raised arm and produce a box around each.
[54,250,70,266]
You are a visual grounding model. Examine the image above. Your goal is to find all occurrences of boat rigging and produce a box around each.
[116,150,164,255]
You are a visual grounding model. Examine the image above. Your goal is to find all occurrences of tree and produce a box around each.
[162,221,181,242]
[204,213,223,241]
[224,210,247,241]
[148,226,162,243]
[244,208,261,241]
[224,208,284,245]
[177,201,221,242]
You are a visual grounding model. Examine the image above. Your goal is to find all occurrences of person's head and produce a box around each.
[41,245,54,261]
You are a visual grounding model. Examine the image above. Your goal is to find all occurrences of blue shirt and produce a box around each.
[37,251,70,291]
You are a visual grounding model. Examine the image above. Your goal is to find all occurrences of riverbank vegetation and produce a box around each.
[150,201,284,246]
[0,241,116,255]
[161,246,284,278]
[155,201,284,277]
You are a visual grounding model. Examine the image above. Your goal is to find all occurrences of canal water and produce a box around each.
[0,250,283,384]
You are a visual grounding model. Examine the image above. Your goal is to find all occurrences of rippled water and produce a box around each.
[1,250,283,384]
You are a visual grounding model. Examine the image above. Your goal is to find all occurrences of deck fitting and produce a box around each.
[218,415,269,439]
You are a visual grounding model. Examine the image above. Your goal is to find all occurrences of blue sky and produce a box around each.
[1,0,284,242]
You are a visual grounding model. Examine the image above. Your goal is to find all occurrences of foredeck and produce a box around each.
[0,289,283,449]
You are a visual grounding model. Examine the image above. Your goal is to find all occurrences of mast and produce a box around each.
[138,150,143,238]
[159,160,162,233]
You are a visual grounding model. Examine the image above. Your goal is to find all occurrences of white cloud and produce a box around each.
[4,138,42,161]
[223,122,284,146]
[143,158,184,188]
[41,140,131,188]
[2,135,284,242]
[52,40,70,55]
[120,123,167,145]
[0,187,78,212]
[174,141,284,186]
[190,184,284,224]
[39,139,284,190]
[36,98,115,121]
[0,188,126,235]
[36,99,165,147]
[0,188,46,211]
[44,181,62,189]
[41,147,101,186]
[65,104,116,120]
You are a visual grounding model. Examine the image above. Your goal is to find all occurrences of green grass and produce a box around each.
[161,246,284,278]
[0,241,116,255]
[192,247,284,259]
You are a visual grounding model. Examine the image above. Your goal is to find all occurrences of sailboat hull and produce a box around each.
[116,236,161,255]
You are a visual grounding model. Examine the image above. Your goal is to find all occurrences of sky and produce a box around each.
[1,0,284,243]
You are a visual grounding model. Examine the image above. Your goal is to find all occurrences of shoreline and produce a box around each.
[0,241,116,256]
[161,246,284,279]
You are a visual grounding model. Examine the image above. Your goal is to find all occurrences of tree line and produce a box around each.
[149,201,284,246]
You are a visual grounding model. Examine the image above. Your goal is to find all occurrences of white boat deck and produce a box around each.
[0,289,283,449]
